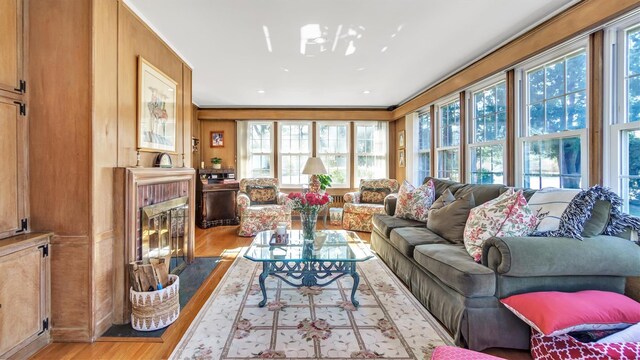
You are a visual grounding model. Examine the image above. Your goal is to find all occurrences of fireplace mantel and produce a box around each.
[113,167,196,324]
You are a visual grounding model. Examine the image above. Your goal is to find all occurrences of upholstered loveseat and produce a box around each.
[237,178,291,236]
[371,177,640,351]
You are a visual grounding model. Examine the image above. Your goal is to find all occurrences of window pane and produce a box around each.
[497,111,507,140]
[628,76,640,122]
[523,137,582,189]
[567,91,587,130]
[248,124,272,177]
[355,123,388,182]
[528,68,545,103]
[627,27,640,77]
[470,145,504,184]
[418,112,431,150]
[496,82,507,113]
[437,150,459,182]
[527,50,587,134]
[622,130,640,216]
[440,101,460,147]
[418,152,430,182]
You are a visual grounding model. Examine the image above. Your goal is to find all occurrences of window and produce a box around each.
[608,20,640,216]
[518,46,588,189]
[317,123,350,188]
[355,122,388,183]
[248,122,273,177]
[417,111,431,182]
[436,99,460,181]
[279,122,311,186]
[469,80,506,184]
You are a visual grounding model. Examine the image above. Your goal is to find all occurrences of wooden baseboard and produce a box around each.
[7,333,50,360]
[51,327,92,343]
[93,313,114,341]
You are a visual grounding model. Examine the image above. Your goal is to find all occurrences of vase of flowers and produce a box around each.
[287,192,331,242]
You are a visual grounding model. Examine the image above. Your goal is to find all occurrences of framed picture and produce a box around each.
[398,130,405,149]
[398,149,406,168]
[210,131,224,147]
[137,56,178,153]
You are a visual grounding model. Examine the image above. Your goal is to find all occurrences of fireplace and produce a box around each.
[141,196,189,274]
[114,167,196,324]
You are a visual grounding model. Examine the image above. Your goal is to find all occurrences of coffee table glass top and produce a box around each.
[244,230,373,262]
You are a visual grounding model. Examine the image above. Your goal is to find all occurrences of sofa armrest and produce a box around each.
[237,192,250,216]
[344,191,360,204]
[482,235,640,277]
[384,194,398,215]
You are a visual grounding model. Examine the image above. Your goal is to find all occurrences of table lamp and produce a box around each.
[301,157,327,193]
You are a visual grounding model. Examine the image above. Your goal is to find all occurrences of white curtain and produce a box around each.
[236,120,249,179]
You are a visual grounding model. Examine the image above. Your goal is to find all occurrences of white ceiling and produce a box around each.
[127,0,576,108]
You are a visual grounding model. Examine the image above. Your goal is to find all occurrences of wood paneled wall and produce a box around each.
[199,120,237,169]
[28,0,193,341]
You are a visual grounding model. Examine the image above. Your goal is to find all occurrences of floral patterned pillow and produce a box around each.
[246,185,278,205]
[360,187,391,204]
[463,189,538,262]
[393,180,436,222]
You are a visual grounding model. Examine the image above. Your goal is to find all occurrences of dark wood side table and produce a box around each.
[196,169,240,228]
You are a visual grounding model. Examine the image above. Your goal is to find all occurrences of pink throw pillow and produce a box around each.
[501,290,640,336]
[394,180,435,222]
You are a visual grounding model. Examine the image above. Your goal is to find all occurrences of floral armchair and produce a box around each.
[342,179,400,232]
[237,178,291,237]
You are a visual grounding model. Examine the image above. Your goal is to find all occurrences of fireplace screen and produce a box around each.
[141,196,189,274]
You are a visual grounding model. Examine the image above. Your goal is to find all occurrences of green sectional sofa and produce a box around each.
[370,177,640,351]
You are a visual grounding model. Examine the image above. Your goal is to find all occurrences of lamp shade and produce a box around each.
[301,157,327,175]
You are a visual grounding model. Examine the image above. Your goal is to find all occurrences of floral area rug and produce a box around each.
[170,254,453,359]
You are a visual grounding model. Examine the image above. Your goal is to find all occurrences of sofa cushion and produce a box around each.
[372,214,425,238]
[389,227,449,258]
[424,177,466,198]
[454,183,506,206]
[427,192,475,243]
[361,187,391,204]
[582,200,612,237]
[413,244,496,297]
[394,180,435,221]
[246,185,278,205]
[430,188,455,210]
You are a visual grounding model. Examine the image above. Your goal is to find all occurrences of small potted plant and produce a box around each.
[317,174,332,194]
[211,157,222,169]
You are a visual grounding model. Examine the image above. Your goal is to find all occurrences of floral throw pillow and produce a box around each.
[246,185,278,205]
[464,189,538,262]
[393,180,435,222]
[360,187,391,204]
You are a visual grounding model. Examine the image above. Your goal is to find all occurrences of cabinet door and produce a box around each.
[0,99,25,236]
[0,0,24,93]
[0,246,43,355]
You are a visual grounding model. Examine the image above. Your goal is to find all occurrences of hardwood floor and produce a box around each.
[31,224,530,360]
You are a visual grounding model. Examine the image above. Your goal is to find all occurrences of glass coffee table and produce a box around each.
[244,230,374,307]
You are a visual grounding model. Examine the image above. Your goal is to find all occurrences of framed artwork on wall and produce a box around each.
[398,149,406,168]
[137,56,178,153]
[210,131,224,147]
[398,130,405,149]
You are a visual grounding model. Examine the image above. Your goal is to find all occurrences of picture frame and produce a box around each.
[398,149,406,168]
[398,130,405,149]
[210,131,225,147]
[137,56,178,153]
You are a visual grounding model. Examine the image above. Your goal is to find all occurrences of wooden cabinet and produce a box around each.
[196,170,240,228]
[0,98,27,239]
[0,233,50,359]
[0,0,25,94]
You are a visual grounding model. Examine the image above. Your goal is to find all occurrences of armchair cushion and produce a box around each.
[361,187,391,204]
[344,191,361,204]
[246,185,278,205]
[240,178,280,193]
[359,179,399,193]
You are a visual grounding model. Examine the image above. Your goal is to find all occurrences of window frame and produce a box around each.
[515,38,590,189]
[354,121,389,184]
[465,75,507,184]
[415,110,432,184]
[435,95,461,181]
[247,121,275,178]
[316,121,351,188]
[277,121,312,187]
[605,14,640,215]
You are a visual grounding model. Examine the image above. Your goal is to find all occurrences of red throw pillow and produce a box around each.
[501,290,640,336]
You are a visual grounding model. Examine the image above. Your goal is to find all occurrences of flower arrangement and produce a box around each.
[287,192,331,212]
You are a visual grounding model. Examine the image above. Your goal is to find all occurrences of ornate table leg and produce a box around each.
[258,262,270,307]
[349,262,360,307]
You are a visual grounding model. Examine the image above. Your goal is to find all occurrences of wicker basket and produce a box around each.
[130,274,180,331]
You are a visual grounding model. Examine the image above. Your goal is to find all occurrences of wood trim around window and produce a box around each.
[589,30,605,186]
[198,108,394,121]
[506,69,516,186]
[459,91,467,182]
